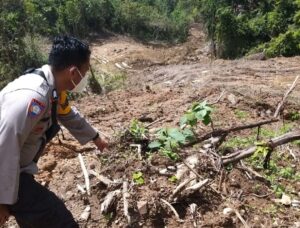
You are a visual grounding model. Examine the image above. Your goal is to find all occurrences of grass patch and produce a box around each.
[223,135,256,149]
[234,109,249,119]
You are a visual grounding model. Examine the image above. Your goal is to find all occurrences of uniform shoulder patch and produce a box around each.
[28,99,46,118]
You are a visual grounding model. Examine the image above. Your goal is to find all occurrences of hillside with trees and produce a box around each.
[1,0,300,87]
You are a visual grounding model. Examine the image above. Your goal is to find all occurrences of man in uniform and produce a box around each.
[0,36,108,227]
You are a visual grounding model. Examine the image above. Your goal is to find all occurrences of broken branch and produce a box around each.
[123,181,131,224]
[89,170,113,186]
[100,190,121,214]
[78,154,91,196]
[222,130,300,165]
[170,177,196,200]
[160,199,184,223]
[186,119,279,147]
[274,75,299,118]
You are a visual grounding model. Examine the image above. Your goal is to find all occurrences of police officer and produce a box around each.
[0,36,108,227]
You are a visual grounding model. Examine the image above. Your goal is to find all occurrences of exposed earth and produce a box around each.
[3,25,300,228]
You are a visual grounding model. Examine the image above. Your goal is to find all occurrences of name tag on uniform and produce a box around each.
[28,99,45,118]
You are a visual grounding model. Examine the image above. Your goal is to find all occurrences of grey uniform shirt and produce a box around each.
[0,65,97,204]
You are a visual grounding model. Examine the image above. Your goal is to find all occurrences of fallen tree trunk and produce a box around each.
[185,119,279,147]
[222,130,300,165]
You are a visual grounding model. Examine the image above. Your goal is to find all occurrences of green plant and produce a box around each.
[272,183,285,198]
[148,127,193,161]
[262,204,278,215]
[289,111,300,121]
[168,175,178,183]
[132,171,144,185]
[279,167,295,179]
[104,212,113,221]
[160,148,180,161]
[129,118,148,141]
[180,101,213,128]
[248,142,272,168]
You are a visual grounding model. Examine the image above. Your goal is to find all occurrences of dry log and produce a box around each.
[123,181,131,224]
[78,154,90,196]
[234,210,250,228]
[89,170,114,187]
[80,206,91,221]
[100,190,121,214]
[184,179,209,192]
[189,203,198,228]
[170,177,196,200]
[185,119,279,147]
[222,130,300,165]
[274,75,299,118]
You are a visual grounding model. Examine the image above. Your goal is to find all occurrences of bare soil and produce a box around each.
[3,25,300,228]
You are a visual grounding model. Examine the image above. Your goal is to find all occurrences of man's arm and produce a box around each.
[57,91,108,150]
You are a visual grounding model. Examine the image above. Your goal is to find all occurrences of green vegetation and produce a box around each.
[234,109,249,119]
[129,118,148,141]
[149,101,212,161]
[180,101,213,128]
[132,171,145,185]
[246,143,299,197]
[168,175,178,183]
[200,0,300,59]
[1,0,300,89]
[223,135,256,149]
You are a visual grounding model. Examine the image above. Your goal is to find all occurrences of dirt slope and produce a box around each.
[3,25,300,228]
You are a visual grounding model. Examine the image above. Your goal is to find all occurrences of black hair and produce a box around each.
[48,36,91,71]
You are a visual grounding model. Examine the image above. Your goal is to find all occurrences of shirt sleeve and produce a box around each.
[0,90,48,204]
[57,91,97,145]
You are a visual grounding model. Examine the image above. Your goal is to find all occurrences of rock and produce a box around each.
[274,194,292,206]
[159,169,169,175]
[223,207,234,216]
[203,143,212,149]
[167,166,176,172]
[137,201,148,215]
[227,94,237,105]
[281,194,292,206]
[186,154,199,167]
[291,200,300,207]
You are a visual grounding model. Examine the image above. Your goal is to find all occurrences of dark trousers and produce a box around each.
[7,173,79,228]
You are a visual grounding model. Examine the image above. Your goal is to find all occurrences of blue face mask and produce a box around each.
[70,68,88,93]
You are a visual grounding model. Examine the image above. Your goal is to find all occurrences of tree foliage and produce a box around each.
[200,0,300,58]
[1,0,300,88]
